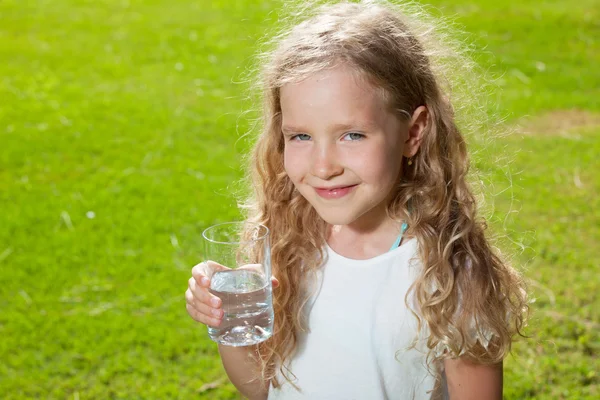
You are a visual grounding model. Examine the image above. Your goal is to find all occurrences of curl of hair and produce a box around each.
[238,0,529,391]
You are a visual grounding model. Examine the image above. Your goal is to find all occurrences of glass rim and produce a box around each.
[202,221,269,245]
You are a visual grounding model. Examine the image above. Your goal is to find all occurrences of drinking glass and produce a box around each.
[201,221,274,346]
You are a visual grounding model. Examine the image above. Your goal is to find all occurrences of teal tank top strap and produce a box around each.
[389,221,408,251]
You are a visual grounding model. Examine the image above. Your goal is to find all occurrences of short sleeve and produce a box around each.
[431,259,497,358]
[432,313,496,358]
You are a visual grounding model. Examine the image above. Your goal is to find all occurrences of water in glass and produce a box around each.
[208,268,274,346]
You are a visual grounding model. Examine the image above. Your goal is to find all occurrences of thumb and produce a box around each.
[271,276,280,289]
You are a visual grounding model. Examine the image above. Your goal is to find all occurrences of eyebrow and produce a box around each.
[281,122,377,133]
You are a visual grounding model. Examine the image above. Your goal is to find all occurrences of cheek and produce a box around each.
[350,145,401,184]
[283,146,304,182]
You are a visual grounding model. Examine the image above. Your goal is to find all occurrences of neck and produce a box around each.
[326,211,408,260]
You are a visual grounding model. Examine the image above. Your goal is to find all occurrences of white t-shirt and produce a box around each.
[268,237,449,400]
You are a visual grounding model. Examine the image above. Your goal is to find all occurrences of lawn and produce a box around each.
[0,0,598,399]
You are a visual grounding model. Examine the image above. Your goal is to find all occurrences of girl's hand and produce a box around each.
[185,262,279,327]
[185,262,225,327]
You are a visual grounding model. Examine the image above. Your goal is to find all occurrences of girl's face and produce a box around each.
[280,65,410,230]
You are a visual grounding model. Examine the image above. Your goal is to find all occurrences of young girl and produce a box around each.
[185,1,528,399]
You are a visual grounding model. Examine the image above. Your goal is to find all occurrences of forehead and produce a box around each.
[279,65,392,128]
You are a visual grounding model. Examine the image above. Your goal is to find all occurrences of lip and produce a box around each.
[314,184,357,199]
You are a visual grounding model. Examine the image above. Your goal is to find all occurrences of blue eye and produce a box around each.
[343,132,365,141]
[291,133,311,141]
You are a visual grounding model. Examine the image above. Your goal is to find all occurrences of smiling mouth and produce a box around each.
[314,185,357,199]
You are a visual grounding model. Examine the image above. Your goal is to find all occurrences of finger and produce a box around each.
[191,263,211,287]
[185,289,224,319]
[271,276,279,289]
[188,277,222,308]
[186,303,222,327]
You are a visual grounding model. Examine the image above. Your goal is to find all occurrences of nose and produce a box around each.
[310,142,343,180]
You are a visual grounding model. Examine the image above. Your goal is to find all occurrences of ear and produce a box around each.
[403,105,428,158]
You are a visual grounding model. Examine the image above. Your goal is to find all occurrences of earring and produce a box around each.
[408,157,413,166]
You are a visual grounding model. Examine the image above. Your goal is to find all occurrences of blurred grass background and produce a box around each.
[0,0,598,398]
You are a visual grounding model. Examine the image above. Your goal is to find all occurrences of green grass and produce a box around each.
[0,0,598,398]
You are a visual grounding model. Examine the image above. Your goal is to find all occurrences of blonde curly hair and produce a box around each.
[239,0,528,391]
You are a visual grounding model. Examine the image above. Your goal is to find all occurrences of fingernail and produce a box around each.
[211,308,221,317]
[211,297,220,307]
[201,277,210,286]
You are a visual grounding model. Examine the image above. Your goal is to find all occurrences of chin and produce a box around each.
[313,208,359,226]
[299,191,366,226]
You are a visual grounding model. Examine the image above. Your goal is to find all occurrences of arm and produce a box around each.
[444,358,503,400]
[186,264,275,400]
[218,344,269,400]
